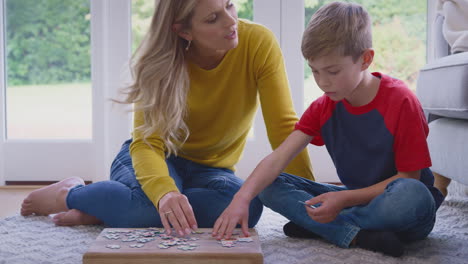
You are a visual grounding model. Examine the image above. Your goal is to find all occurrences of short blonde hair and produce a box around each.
[302,1,372,61]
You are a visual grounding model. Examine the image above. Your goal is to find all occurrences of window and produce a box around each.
[6,0,91,139]
[0,0,132,184]
[0,0,430,184]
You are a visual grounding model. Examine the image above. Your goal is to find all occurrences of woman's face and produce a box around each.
[184,0,238,54]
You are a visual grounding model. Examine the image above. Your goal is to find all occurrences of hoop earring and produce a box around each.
[185,40,191,51]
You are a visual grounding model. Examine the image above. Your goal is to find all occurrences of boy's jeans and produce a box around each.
[66,139,263,227]
[259,173,436,248]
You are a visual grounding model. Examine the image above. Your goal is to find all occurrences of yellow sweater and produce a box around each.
[130,20,314,209]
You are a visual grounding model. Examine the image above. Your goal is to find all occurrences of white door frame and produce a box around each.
[0,0,132,184]
[233,0,282,179]
[236,0,337,182]
[0,0,6,185]
[91,0,133,182]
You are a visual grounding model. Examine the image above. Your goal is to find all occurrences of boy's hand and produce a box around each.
[305,192,347,223]
[212,196,251,240]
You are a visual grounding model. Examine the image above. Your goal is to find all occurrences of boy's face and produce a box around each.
[307,50,367,102]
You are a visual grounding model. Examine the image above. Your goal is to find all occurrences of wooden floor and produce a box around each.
[0,186,41,218]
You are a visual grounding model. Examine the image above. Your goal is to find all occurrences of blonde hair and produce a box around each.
[302,1,372,61]
[124,0,197,156]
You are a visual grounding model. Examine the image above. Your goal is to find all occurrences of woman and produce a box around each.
[21,0,314,237]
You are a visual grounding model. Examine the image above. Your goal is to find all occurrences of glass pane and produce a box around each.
[235,0,253,21]
[131,0,155,53]
[304,0,427,108]
[6,0,92,139]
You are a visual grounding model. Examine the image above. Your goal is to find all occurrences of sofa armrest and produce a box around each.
[416,52,468,120]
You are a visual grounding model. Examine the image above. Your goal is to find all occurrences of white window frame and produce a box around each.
[233,0,282,179]
[0,0,132,184]
[91,0,133,182]
[0,0,5,185]
[236,0,337,182]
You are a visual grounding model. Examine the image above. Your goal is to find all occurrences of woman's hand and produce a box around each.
[304,191,348,223]
[158,191,198,236]
[212,196,251,240]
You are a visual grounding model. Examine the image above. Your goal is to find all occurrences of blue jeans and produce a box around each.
[259,173,436,248]
[66,139,263,227]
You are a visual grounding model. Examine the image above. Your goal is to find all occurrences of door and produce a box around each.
[0,0,131,184]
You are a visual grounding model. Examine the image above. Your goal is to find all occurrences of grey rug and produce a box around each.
[1,184,467,264]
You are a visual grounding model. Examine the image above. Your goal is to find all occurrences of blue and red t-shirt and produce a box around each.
[296,72,443,207]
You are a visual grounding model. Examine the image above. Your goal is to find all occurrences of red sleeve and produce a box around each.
[295,96,331,146]
[392,95,432,172]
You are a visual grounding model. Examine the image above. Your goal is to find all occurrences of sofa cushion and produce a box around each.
[427,117,468,185]
[416,52,468,120]
[434,13,450,58]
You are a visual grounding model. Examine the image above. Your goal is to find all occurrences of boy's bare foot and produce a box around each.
[52,209,102,226]
[21,177,85,216]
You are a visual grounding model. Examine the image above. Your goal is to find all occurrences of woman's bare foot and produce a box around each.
[21,177,85,216]
[52,209,102,226]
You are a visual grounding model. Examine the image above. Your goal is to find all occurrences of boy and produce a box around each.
[211,1,444,257]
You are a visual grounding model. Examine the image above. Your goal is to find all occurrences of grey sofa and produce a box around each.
[416,11,468,196]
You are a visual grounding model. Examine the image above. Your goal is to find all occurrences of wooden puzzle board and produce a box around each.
[83,228,263,264]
